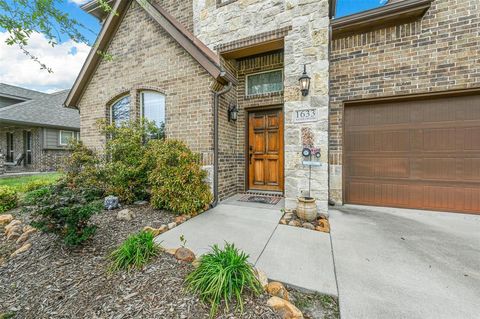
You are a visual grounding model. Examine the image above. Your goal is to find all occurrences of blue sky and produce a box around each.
[335,0,388,18]
[0,0,386,93]
[59,1,102,45]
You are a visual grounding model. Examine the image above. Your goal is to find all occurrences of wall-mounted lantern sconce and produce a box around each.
[228,103,238,122]
[299,64,311,97]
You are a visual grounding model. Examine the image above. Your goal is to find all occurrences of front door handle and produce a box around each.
[249,146,253,164]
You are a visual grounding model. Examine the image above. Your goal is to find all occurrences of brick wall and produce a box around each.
[78,0,215,164]
[215,51,285,199]
[0,126,70,172]
[329,0,480,203]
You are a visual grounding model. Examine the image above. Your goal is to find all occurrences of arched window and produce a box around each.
[110,95,131,127]
[140,91,165,138]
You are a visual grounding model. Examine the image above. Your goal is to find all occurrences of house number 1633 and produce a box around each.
[294,108,318,123]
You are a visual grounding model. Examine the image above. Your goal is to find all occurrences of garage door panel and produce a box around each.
[348,157,410,178]
[465,127,480,150]
[423,128,457,151]
[420,158,457,180]
[345,94,480,214]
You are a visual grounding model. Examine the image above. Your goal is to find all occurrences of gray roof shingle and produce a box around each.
[0,83,48,100]
[0,90,79,129]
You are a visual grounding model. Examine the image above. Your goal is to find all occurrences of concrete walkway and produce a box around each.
[155,195,337,296]
[330,205,480,319]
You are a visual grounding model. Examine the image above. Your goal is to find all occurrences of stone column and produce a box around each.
[283,1,330,214]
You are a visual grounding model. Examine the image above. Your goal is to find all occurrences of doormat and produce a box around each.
[237,194,282,205]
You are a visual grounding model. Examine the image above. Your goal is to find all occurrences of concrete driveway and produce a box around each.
[330,205,480,319]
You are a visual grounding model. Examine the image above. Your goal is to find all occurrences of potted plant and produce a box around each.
[296,160,317,221]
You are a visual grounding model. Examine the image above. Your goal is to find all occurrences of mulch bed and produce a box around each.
[0,205,279,319]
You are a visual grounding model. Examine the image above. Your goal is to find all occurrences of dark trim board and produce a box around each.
[331,0,433,38]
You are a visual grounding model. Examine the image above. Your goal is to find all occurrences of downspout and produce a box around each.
[211,81,233,208]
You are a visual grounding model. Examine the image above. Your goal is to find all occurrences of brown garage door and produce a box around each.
[344,94,480,214]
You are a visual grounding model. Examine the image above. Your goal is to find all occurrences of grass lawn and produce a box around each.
[0,173,62,193]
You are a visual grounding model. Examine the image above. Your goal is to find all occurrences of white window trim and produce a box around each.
[245,68,284,97]
[140,90,166,125]
[59,130,74,146]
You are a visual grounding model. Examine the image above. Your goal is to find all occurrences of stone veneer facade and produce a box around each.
[328,0,480,203]
[194,0,330,211]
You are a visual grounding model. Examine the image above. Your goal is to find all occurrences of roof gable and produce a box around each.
[65,0,234,109]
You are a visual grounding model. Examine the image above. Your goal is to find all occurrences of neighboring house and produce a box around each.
[0,84,80,173]
[67,0,480,214]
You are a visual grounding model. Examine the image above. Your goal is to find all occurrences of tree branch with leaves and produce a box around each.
[0,0,114,72]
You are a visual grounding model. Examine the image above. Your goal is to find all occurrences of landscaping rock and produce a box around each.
[175,215,187,224]
[267,296,303,319]
[4,220,21,234]
[6,224,22,238]
[288,220,301,227]
[192,258,201,268]
[10,243,32,258]
[16,229,35,245]
[7,230,21,241]
[164,248,178,255]
[266,282,289,301]
[255,268,269,289]
[175,247,196,263]
[302,222,315,230]
[168,222,177,230]
[143,225,168,237]
[280,219,287,225]
[319,212,329,219]
[133,200,148,206]
[104,196,119,210]
[23,225,36,233]
[284,213,294,220]
[316,219,330,233]
[0,214,14,225]
[117,209,135,221]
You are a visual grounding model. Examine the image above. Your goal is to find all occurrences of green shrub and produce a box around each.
[63,140,106,192]
[109,231,159,272]
[22,186,53,206]
[0,186,17,213]
[147,139,212,215]
[185,243,262,317]
[101,120,161,203]
[29,183,102,246]
[20,178,56,193]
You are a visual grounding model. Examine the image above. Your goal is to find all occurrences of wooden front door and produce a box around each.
[248,109,284,192]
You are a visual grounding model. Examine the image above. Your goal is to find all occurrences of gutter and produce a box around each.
[211,81,233,208]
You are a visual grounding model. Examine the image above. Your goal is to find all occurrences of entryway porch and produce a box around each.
[154,194,338,296]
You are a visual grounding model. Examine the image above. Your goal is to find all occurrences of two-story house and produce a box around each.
[66,0,480,214]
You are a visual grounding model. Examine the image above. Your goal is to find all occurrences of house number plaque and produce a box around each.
[294,108,318,123]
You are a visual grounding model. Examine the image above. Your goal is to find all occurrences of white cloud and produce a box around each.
[0,31,91,93]
[68,0,90,4]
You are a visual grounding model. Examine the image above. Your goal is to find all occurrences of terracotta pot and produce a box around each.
[296,197,317,221]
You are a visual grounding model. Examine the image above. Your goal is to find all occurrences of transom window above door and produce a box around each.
[246,69,283,96]
[141,91,166,138]
[110,95,131,127]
